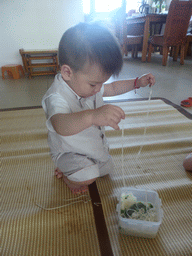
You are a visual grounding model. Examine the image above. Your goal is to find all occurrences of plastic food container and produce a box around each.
[116,187,163,238]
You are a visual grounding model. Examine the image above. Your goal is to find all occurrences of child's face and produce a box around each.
[64,63,111,98]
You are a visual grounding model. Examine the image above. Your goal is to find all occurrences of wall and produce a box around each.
[0,0,84,68]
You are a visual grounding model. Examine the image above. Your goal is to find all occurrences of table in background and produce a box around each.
[126,14,167,62]
[19,49,59,78]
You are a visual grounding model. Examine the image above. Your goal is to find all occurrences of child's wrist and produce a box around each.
[134,77,140,94]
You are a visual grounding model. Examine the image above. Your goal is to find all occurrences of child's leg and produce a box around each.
[98,155,114,177]
[55,155,114,179]
[62,176,96,194]
[56,153,100,194]
[54,168,93,193]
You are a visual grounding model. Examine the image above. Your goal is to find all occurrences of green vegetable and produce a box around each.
[121,201,154,220]
[126,202,147,217]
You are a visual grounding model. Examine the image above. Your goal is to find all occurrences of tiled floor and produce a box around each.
[1,53,192,114]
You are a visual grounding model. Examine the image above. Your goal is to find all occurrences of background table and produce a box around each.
[126,14,167,61]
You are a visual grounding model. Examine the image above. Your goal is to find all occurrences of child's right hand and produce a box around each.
[92,104,125,130]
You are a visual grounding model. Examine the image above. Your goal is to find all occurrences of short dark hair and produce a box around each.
[58,22,123,76]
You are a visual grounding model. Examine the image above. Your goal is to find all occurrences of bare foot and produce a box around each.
[55,168,63,179]
[54,168,89,194]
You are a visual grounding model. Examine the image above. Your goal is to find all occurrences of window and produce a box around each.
[126,0,141,12]
[83,0,125,20]
[83,0,141,15]
[83,0,90,14]
[95,0,122,12]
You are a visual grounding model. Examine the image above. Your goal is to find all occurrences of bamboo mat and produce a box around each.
[1,99,192,256]
[97,99,192,256]
[1,108,100,256]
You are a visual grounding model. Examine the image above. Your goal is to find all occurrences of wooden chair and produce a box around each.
[122,20,143,58]
[168,33,192,60]
[147,1,192,66]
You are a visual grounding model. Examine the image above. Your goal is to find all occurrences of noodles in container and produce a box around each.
[116,187,163,238]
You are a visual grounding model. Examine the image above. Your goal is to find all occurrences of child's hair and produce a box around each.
[58,22,123,76]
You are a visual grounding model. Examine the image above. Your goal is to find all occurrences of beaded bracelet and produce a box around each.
[134,77,140,94]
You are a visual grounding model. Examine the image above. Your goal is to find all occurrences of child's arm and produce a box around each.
[50,104,125,136]
[103,73,155,97]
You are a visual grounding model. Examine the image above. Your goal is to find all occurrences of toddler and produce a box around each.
[42,22,155,194]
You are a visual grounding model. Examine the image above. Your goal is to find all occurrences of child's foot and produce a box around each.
[55,168,63,179]
[63,175,89,195]
[54,168,89,194]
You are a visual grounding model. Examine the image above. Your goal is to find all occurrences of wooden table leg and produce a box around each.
[141,17,150,62]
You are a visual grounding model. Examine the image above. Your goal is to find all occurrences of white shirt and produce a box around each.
[42,74,109,164]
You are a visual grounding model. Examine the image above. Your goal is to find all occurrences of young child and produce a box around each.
[42,22,155,194]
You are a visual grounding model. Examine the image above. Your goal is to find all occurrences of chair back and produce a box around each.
[164,1,192,46]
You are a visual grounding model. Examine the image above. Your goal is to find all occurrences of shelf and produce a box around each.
[28,63,57,68]
[19,49,59,78]
[28,56,56,60]
[30,70,56,77]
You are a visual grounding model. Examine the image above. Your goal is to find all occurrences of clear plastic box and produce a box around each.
[116,187,163,238]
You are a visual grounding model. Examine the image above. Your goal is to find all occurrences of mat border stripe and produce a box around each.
[89,182,114,256]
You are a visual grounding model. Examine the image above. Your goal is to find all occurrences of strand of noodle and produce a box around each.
[35,195,91,211]
[120,86,153,189]
[121,121,126,187]
[137,86,153,157]
[137,86,153,201]
[121,87,156,220]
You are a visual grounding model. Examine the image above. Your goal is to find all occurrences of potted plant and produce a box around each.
[152,0,164,13]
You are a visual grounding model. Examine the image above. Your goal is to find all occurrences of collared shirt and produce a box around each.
[42,74,109,164]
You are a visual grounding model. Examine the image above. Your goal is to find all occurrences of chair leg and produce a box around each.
[131,47,135,58]
[135,45,138,58]
[162,46,169,66]
[184,41,189,58]
[173,46,179,62]
[180,44,185,65]
[147,43,153,62]
[123,44,128,56]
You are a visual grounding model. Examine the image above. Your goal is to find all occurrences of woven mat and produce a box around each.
[1,108,100,256]
[97,99,192,256]
[1,99,192,256]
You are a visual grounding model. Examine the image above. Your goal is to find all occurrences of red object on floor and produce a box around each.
[180,97,192,107]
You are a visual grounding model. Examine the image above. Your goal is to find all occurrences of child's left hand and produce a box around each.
[137,73,155,88]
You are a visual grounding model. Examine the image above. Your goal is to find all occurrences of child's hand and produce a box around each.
[137,73,155,88]
[92,104,125,130]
